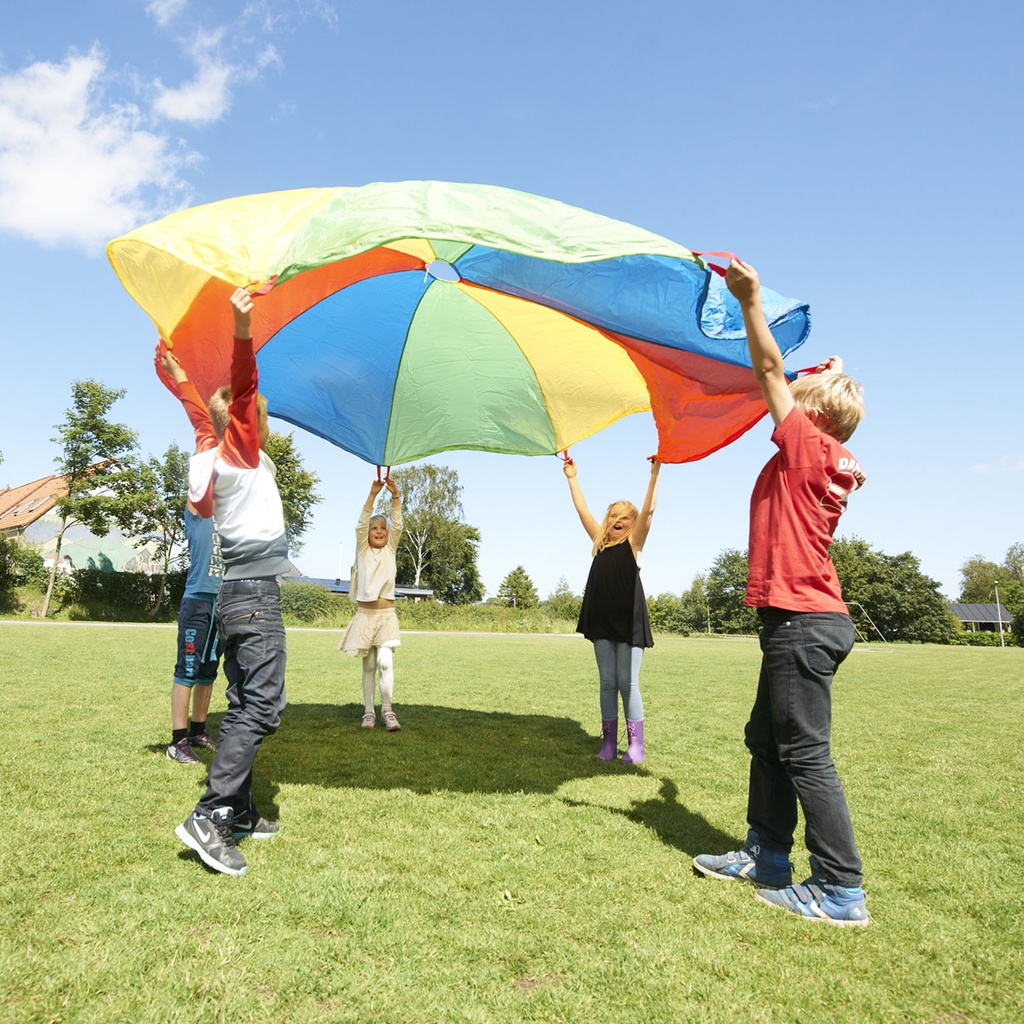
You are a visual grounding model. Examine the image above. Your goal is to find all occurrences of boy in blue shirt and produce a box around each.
[165,502,223,764]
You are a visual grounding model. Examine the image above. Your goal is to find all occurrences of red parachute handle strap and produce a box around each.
[248,275,278,296]
[376,465,391,481]
[558,449,574,466]
[692,250,740,278]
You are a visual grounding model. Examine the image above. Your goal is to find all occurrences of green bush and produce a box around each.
[954,630,1011,647]
[279,582,339,623]
[647,593,692,635]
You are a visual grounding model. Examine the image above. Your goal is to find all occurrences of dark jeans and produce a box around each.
[744,608,863,887]
[196,579,286,819]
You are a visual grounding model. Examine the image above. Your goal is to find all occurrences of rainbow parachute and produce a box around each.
[107,181,810,465]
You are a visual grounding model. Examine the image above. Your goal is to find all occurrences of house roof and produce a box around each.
[0,461,117,534]
[0,473,66,532]
[949,602,1012,623]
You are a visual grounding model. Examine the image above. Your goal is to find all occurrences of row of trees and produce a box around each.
[644,539,961,642]
[508,536,1021,645]
[9,385,1021,644]
[4,380,321,618]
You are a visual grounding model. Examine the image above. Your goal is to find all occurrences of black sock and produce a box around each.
[188,720,206,736]
[172,728,188,744]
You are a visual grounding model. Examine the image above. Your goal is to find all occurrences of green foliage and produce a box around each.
[954,630,1008,646]
[958,555,1010,603]
[119,442,190,618]
[0,537,46,592]
[390,464,482,603]
[958,543,1024,645]
[280,581,336,623]
[706,549,759,634]
[395,599,576,633]
[678,573,712,634]
[264,431,322,554]
[43,379,141,617]
[425,522,484,605]
[545,576,582,622]
[496,565,539,608]
[646,592,691,635]
[832,536,959,643]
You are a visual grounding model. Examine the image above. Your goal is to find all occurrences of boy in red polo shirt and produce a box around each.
[693,259,869,927]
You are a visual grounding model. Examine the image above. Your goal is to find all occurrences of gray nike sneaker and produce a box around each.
[176,807,247,875]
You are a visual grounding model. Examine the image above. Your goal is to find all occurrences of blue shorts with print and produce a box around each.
[173,596,221,687]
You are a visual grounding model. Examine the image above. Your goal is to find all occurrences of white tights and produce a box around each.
[362,646,395,713]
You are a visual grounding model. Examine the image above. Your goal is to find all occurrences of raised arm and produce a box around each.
[384,474,402,546]
[629,457,660,553]
[157,346,217,452]
[222,288,262,468]
[563,459,601,542]
[364,479,385,511]
[725,259,794,427]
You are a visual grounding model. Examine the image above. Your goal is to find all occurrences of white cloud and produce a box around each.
[970,455,1024,475]
[0,47,193,252]
[152,28,235,123]
[146,0,188,27]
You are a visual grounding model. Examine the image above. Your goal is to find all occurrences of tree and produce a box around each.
[389,464,482,603]
[119,443,190,617]
[831,536,958,643]
[546,576,582,622]
[264,431,321,555]
[679,572,712,634]
[646,592,690,634]
[959,544,1024,643]
[497,565,538,608]
[958,556,1010,603]
[42,381,141,618]
[425,522,484,605]
[707,549,759,634]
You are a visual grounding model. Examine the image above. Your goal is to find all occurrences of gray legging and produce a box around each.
[593,639,644,721]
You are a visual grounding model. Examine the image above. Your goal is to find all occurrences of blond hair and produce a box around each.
[368,514,389,535]
[789,373,864,443]
[207,386,268,441]
[592,500,638,556]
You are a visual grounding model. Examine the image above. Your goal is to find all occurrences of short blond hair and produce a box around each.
[789,373,864,443]
[593,500,638,556]
[207,386,268,441]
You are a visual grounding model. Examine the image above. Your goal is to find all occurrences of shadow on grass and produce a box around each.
[253,701,613,795]
[191,701,734,856]
[563,778,740,859]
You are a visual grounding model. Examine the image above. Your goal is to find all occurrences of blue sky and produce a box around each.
[1,0,1021,601]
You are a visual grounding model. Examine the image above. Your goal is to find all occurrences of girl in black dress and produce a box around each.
[564,456,660,763]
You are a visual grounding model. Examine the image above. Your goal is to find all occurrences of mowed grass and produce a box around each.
[1,624,1022,1024]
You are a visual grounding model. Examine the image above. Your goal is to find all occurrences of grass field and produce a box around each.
[1,623,1022,1024]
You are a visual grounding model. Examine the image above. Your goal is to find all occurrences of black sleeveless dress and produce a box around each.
[576,540,654,649]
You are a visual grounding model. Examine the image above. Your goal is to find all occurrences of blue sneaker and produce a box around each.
[755,880,870,927]
[692,831,794,888]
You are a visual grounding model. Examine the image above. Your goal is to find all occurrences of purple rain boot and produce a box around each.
[621,720,645,764]
[596,720,618,761]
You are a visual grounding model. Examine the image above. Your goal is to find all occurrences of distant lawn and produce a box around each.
[1,624,1021,1024]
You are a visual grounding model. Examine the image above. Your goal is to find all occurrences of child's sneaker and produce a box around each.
[175,808,247,875]
[361,712,376,729]
[692,830,793,888]
[166,738,201,764]
[189,730,217,751]
[382,709,401,731]
[233,810,280,840]
[755,880,870,927]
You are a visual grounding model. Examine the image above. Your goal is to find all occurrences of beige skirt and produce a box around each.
[338,606,401,657]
